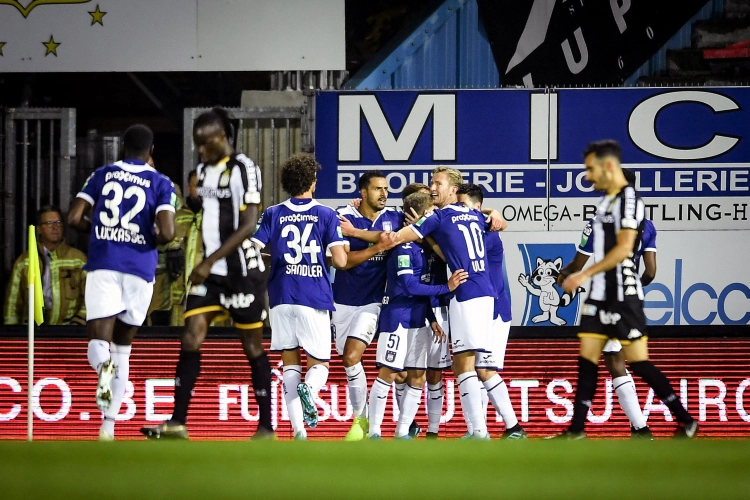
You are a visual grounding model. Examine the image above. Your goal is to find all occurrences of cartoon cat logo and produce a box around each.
[518,257,584,326]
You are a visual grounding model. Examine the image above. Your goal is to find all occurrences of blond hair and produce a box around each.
[432,165,462,188]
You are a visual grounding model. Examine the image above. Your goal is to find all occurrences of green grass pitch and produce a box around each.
[2,439,748,499]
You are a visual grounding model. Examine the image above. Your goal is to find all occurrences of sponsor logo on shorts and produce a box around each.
[385,350,396,363]
[599,311,622,325]
[452,339,464,349]
[219,292,255,309]
[189,284,208,297]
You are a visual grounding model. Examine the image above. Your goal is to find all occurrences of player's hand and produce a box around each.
[338,215,356,237]
[189,260,212,285]
[562,271,587,294]
[447,269,469,291]
[377,230,400,251]
[348,198,362,209]
[166,248,185,279]
[430,321,446,343]
[557,268,571,287]
[487,210,507,232]
[404,207,421,226]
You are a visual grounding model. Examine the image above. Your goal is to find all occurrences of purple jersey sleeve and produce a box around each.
[251,209,272,248]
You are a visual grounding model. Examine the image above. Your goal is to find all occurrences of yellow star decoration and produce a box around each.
[0,42,5,56]
[43,35,60,57]
[89,4,106,26]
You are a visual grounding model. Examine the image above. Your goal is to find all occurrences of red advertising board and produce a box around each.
[1,338,749,439]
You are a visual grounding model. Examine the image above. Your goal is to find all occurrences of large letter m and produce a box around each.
[338,94,456,162]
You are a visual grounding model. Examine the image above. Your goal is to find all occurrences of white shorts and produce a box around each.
[603,339,623,354]
[475,318,511,370]
[427,306,451,370]
[85,270,153,326]
[449,296,493,354]
[270,304,331,361]
[376,325,431,372]
[331,302,380,356]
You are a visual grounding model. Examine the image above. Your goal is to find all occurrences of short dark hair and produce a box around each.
[583,139,622,162]
[281,154,320,197]
[358,170,386,191]
[622,168,636,185]
[403,192,433,219]
[401,183,429,201]
[122,124,154,157]
[193,107,235,144]
[188,169,198,182]
[37,205,62,225]
[456,183,484,204]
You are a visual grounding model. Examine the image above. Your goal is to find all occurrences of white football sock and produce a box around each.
[457,372,486,437]
[283,365,304,435]
[367,378,391,437]
[481,385,489,421]
[344,363,368,418]
[484,374,519,429]
[87,339,110,374]
[101,343,132,436]
[614,373,647,430]
[395,382,406,412]
[427,382,444,433]
[395,385,422,437]
[305,364,329,396]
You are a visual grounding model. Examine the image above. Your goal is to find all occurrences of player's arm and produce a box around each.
[400,268,467,296]
[562,228,637,293]
[338,215,382,243]
[641,250,656,286]
[67,198,92,233]
[557,251,590,287]
[423,236,446,262]
[341,231,399,270]
[330,244,348,270]
[155,210,176,244]
[482,209,507,231]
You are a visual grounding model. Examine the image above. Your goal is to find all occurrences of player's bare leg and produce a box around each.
[605,350,650,437]
[453,352,488,438]
[141,311,216,439]
[622,340,698,438]
[342,338,369,440]
[238,325,274,439]
[476,367,525,439]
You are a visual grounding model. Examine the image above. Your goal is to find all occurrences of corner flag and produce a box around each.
[27,226,44,326]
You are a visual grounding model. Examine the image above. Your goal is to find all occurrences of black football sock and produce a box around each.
[248,352,273,431]
[569,357,598,433]
[629,360,693,424]
[172,350,201,425]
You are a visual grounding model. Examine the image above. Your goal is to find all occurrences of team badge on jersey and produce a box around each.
[382,221,392,232]
[385,350,396,362]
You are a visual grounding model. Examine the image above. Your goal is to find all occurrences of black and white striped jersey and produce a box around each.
[196,153,261,277]
[588,185,646,303]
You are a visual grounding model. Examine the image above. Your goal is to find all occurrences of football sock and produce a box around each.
[457,372,486,437]
[172,350,201,425]
[283,365,304,434]
[367,377,391,437]
[427,382,444,433]
[395,385,422,437]
[395,382,407,412]
[247,352,272,431]
[102,343,131,436]
[613,372,647,430]
[344,363,368,418]
[305,364,329,396]
[570,357,598,433]
[484,374,519,430]
[630,360,693,424]
[481,385,489,421]
[87,339,110,374]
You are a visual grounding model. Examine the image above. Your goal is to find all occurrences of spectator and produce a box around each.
[4,205,87,325]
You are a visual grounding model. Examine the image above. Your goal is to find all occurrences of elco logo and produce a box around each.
[219,293,255,309]
[599,311,622,325]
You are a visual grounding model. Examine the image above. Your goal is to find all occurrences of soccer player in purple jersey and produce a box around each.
[558,168,656,438]
[333,170,401,440]
[68,124,176,440]
[457,184,526,439]
[367,192,467,439]
[554,139,697,439]
[251,154,348,439]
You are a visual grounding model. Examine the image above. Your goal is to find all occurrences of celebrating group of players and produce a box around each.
[70,107,698,441]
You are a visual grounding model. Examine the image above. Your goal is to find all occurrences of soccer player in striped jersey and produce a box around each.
[141,108,273,440]
[68,124,176,440]
[333,170,401,440]
[555,139,697,439]
[251,154,348,439]
[558,168,656,438]
[457,184,526,439]
[367,192,466,439]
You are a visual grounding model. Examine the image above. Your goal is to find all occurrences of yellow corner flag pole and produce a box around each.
[27,226,44,441]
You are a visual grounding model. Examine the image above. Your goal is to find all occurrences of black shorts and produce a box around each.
[578,298,648,345]
[185,272,267,329]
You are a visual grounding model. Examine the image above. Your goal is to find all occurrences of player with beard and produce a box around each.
[333,170,401,440]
